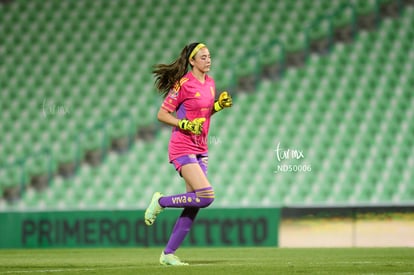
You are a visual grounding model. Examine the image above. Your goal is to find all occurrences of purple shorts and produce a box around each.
[171,153,208,176]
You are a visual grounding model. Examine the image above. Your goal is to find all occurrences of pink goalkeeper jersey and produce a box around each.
[161,71,216,161]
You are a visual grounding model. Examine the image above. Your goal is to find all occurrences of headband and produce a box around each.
[188,43,206,61]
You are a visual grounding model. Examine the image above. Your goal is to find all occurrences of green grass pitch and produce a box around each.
[0,247,413,274]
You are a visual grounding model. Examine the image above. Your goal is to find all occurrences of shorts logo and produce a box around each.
[201,157,208,166]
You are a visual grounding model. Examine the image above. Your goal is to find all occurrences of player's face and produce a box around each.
[191,47,211,73]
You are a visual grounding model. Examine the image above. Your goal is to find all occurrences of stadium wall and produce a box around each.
[0,208,280,248]
[1,206,413,248]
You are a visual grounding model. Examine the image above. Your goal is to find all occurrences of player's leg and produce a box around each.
[144,172,213,226]
[160,206,199,266]
[161,161,211,255]
[144,155,196,226]
[158,163,214,208]
[159,155,212,265]
[145,155,213,227]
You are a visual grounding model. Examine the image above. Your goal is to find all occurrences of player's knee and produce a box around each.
[200,196,214,208]
[196,187,215,208]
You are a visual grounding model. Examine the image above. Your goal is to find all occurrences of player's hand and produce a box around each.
[178,118,206,135]
[214,91,233,112]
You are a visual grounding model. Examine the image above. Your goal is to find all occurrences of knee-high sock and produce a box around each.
[164,207,199,254]
[159,187,214,208]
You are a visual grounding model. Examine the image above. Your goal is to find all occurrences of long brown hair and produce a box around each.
[153,42,200,98]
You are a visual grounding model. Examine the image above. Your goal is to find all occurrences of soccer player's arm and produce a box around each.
[158,91,205,135]
[157,107,180,127]
[158,85,182,128]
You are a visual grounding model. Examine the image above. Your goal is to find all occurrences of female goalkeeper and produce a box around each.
[145,42,232,266]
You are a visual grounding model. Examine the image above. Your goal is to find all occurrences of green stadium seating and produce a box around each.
[1,0,413,209]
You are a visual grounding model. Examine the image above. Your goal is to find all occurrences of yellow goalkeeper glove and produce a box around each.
[214,91,233,112]
[178,118,206,135]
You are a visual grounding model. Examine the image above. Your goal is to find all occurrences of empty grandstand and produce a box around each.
[0,0,413,210]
